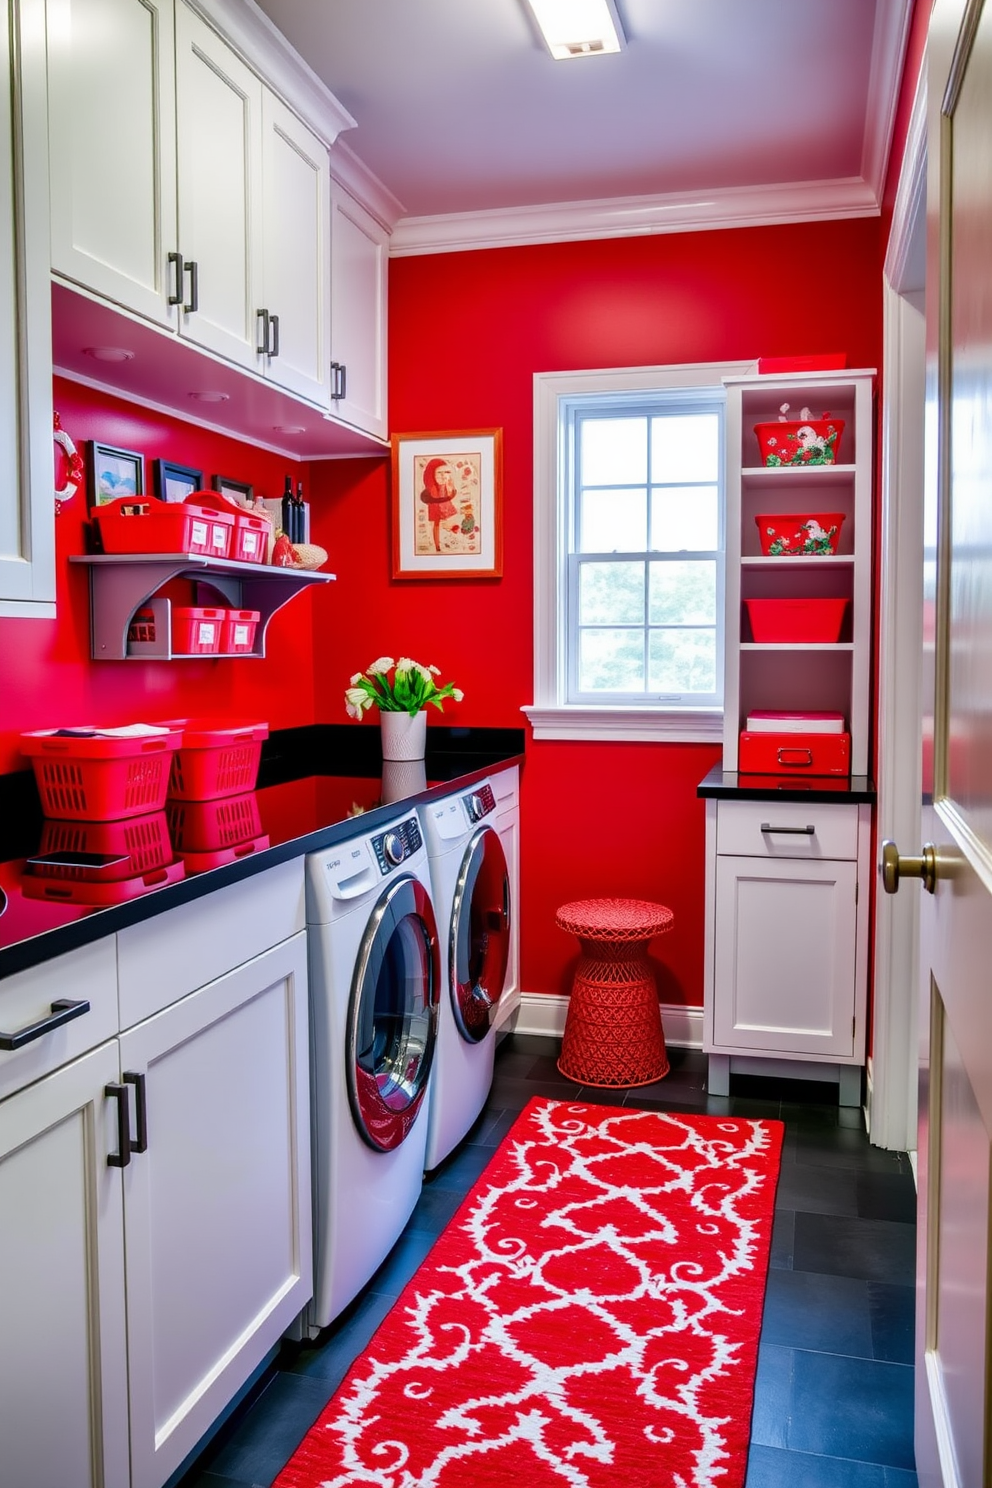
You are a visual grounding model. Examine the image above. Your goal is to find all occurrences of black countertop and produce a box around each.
[697,764,876,803]
[0,725,525,982]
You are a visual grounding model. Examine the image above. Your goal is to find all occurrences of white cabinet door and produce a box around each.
[47,0,177,327]
[175,0,262,370]
[0,1040,130,1488]
[712,854,858,1058]
[1,0,55,616]
[261,89,331,407]
[329,177,388,438]
[119,932,312,1488]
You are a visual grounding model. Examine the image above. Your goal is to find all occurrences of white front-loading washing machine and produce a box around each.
[306,810,439,1330]
[418,778,512,1171]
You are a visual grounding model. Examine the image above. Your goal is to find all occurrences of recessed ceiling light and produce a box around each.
[523,0,625,59]
[273,424,307,434]
[188,390,230,403]
[83,345,135,362]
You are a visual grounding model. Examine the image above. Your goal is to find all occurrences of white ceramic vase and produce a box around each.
[381,758,428,803]
[379,708,427,761]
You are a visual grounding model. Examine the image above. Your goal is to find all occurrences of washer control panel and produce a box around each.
[371,815,423,874]
[463,783,496,823]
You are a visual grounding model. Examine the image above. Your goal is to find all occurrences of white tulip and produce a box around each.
[367,656,394,676]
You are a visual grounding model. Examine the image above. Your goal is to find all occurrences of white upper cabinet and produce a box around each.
[261,90,331,406]
[329,175,388,439]
[46,0,355,415]
[1,0,55,617]
[47,0,178,327]
[175,0,262,370]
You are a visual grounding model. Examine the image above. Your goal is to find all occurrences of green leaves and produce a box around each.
[344,658,462,718]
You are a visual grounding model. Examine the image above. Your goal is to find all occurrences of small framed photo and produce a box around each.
[155,459,202,504]
[88,442,144,508]
[391,429,503,580]
[212,474,253,507]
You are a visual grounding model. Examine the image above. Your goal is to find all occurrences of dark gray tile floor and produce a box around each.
[177,1034,919,1488]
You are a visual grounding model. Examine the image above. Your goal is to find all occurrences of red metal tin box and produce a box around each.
[738,729,851,776]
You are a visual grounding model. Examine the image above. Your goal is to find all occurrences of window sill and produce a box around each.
[522,705,723,743]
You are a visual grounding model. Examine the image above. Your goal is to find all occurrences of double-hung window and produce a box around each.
[528,361,753,742]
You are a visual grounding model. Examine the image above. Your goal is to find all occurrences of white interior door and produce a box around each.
[910,4,992,1482]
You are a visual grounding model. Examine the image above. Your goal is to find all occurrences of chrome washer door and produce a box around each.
[347,874,440,1151]
[449,826,510,1043]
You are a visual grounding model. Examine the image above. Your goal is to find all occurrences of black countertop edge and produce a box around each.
[0,724,525,984]
[697,765,876,804]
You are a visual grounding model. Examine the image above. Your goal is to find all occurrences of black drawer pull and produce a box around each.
[123,1070,148,1153]
[760,823,815,835]
[106,1082,131,1168]
[184,258,199,314]
[168,251,184,306]
[256,307,270,355]
[0,998,91,1051]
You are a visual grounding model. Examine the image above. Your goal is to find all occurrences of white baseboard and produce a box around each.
[499,991,704,1049]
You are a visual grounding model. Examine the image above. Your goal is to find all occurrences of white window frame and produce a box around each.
[526,360,755,743]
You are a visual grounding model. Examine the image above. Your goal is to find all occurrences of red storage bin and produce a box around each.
[20,729,182,821]
[171,607,223,655]
[187,491,269,564]
[160,719,269,801]
[167,793,269,871]
[755,512,845,556]
[95,498,234,558]
[219,609,260,654]
[745,598,847,643]
[753,418,845,465]
[738,730,851,776]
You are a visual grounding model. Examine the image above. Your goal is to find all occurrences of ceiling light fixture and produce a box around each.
[188,390,230,403]
[523,0,625,60]
[83,345,135,362]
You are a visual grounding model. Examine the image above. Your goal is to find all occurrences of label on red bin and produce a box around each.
[242,532,258,554]
[233,624,249,646]
[191,520,208,547]
[211,524,227,551]
[198,622,216,646]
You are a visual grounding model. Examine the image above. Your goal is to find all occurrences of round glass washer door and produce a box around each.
[347,873,440,1152]
[449,825,510,1044]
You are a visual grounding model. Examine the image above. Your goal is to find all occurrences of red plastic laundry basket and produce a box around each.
[161,719,269,801]
[20,730,182,821]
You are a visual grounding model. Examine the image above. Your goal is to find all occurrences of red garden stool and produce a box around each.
[555,897,673,1087]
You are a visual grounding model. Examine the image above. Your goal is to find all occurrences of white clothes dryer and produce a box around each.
[306,811,439,1330]
[418,778,512,1171]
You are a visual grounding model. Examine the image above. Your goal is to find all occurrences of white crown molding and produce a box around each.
[189,0,356,145]
[330,138,406,234]
[388,176,880,257]
[861,0,915,202]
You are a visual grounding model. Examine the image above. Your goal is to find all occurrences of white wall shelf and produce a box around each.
[70,553,333,660]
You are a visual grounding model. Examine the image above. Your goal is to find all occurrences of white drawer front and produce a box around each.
[716,800,859,860]
[117,859,305,1028]
[0,938,119,1102]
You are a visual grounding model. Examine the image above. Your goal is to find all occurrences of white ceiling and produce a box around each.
[255,0,911,248]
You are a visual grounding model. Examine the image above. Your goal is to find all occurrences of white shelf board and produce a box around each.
[741,555,855,568]
[741,464,856,488]
[740,642,855,652]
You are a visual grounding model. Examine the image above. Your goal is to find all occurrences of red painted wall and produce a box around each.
[311,219,885,1007]
[0,378,318,774]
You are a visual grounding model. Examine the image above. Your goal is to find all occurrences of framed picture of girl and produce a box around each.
[390,429,503,579]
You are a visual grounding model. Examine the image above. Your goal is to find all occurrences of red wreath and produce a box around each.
[53,410,84,512]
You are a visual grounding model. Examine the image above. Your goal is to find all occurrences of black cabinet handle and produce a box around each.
[184,259,199,314]
[760,823,816,835]
[168,251,185,306]
[123,1070,148,1153]
[256,308,270,355]
[0,998,90,1051]
[268,313,280,358]
[106,1083,131,1168]
[337,362,346,400]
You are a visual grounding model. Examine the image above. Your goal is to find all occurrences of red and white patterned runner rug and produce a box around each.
[276,1098,783,1488]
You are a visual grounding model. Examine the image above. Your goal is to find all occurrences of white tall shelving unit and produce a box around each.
[702,369,876,1106]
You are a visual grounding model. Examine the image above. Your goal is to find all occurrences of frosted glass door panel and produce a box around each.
[47,0,176,325]
[175,2,261,369]
[261,90,329,406]
[713,855,857,1056]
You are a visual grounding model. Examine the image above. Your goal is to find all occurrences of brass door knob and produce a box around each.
[880,839,938,894]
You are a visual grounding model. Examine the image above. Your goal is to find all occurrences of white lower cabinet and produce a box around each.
[0,1039,130,1488]
[0,873,312,1488]
[121,931,312,1488]
[704,796,870,1099]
